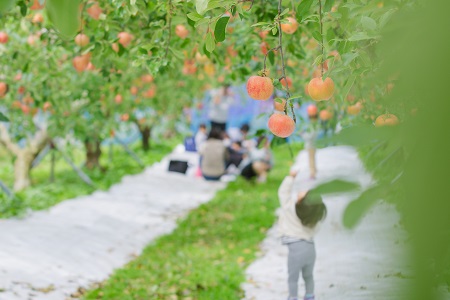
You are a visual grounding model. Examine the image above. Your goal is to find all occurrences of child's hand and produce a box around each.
[289,170,298,177]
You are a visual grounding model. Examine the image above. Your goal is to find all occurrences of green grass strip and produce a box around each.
[0,138,179,218]
[84,143,302,300]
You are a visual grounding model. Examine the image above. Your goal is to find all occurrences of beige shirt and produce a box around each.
[277,176,317,240]
[199,139,228,177]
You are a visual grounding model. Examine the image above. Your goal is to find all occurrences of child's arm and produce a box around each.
[278,170,297,206]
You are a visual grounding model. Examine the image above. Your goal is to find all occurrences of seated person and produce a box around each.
[194,123,208,151]
[240,135,273,183]
[198,128,229,181]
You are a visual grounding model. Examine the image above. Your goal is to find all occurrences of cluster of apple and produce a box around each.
[245,13,337,138]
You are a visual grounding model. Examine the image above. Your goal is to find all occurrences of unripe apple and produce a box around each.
[247,76,273,101]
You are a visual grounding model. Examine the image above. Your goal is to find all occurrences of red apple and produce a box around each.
[0,32,9,44]
[32,13,44,23]
[247,76,273,101]
[0,82,8,97]
[118,32,132,47]
[319,110,333,121]
[281,17,298,34]
[114,94,123,104]
[274,98,286,112]
[87,2,102,20]
[175,25,189,39]
[280,77,293,90]
[375,114,399,126]
[30,0,45,10]
[307,77,335,101]
[73,53,90,72]
[307,104,318,116]
[268,112,296,138]
[75,34,89,47]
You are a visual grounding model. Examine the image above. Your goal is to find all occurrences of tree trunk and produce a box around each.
[141,126,152,152]
[13,150,34,191]
[85,139,102,170]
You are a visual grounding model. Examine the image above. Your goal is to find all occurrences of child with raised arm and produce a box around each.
[278,169,327,300]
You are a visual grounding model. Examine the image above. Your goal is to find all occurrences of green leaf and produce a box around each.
[325,125,398,147]
[187,12,203,22]
[341,74,356,100]
[312,31,322,43]
[348,32,371,41]
[268,51,275,65]
[196,0,209,15]
[214,16,230,43]
[0,0,15,13]
[361,16,377,31]
[169,47,184,60]
[18,0,27,16]
[309,179,361,199]
[205,32,215,53]
[324,0,334,12]
[0,112,9,122]
[46,0,81,39]
[343,185,384,228]
[279,7,290,17]
[379,9,397,28]
[342,52,359,66]
[297,0,314,21]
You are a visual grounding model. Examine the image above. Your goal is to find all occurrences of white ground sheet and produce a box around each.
[0,146,225,300]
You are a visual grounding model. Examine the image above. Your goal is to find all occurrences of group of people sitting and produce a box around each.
[194,123,273,183]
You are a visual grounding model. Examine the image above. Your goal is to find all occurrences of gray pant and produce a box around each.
[287,240,316,298]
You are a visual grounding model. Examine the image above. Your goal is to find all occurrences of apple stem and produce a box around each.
[277,0,296,123]
[318,0,324,77]
[164,0,173,60]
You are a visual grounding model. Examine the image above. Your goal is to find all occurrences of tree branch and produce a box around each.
[28,128,49,156]
[164,0,173,59]
[276,0,296,123]
[0,124,20,156]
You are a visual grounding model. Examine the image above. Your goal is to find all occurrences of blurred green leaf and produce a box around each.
[0,112,9,122]
[343,185,384,228]
[196,0,209,15]
[309,179,361,199]
[297,0,314,21]
[205,32,215,53]
[214,16,230,43]
[0,0,15,13]
[361,16,377,31]
[46,0,81,39]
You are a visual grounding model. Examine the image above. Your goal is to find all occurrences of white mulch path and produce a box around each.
[242,146,416,300]
[0,146,225,300]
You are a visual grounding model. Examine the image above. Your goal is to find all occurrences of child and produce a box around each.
[278,170,327,300]
[194,123,208,151]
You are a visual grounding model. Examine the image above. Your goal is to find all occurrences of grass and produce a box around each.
[84,143,302,300]
[0,138,179,218]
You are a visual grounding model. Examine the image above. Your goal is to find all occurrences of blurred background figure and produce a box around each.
[208,84,234,133]
[194,123,207,151]
[301,114,319,180]
[240,135,273,183]
[198,128,229,181]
